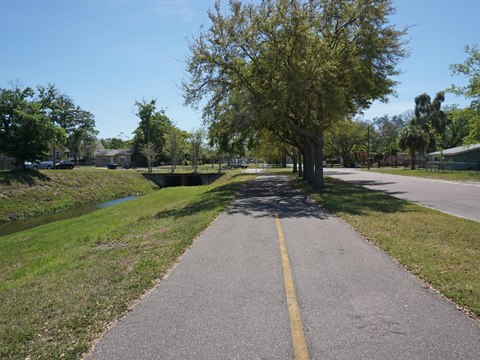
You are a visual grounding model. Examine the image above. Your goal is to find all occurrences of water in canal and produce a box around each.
[0,196,138,237]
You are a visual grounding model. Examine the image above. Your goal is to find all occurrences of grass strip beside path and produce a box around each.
[370,168,480,182]
[291,175,480,319]
[0,171,254,360]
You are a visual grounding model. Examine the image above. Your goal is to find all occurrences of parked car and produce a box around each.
[24,160,54,170]
[55,160,75,170]
[38,160,54,169]
[326,159,341,165]
[24,161,36,170]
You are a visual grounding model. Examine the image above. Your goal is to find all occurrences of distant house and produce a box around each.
[50,145,70,162]
[77,139,105,163]
[95,140,105,153]
[95,149,132,168]
[427,144,480,170]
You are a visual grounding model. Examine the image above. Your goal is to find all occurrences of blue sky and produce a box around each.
[1,0,479,139]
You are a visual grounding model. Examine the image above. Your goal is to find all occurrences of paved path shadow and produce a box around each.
[228,174,329,219]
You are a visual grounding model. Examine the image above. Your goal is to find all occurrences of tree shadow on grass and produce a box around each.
[317,177,412,216]
[0,170,51,186]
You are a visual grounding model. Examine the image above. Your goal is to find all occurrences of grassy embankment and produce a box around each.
[0,168,158,223]
[370,168,480,182]
[0,170,254,359]
[290,174,480,318]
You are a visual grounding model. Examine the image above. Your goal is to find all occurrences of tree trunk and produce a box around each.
[298,151,303,177]
[52,143,56,164]
[303,141,314,184]
[16,157,25,170]
[312,136,324,189]
[410,150,416,170]
[73,148,78,165]
[291,150,298,173]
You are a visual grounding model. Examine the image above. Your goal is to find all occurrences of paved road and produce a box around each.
[87,175,480,359]
[324,168,480,221]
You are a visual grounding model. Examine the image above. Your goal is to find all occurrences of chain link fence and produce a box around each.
[425,161,480,173]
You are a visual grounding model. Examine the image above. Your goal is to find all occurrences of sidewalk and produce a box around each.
[87,175,480,359]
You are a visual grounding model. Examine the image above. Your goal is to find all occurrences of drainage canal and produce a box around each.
[0,195,139,237]
[143,173,221,188]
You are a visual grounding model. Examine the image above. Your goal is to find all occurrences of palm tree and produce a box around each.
[387,141,399,167]
[412,92,447,153]
[399,125,429,169]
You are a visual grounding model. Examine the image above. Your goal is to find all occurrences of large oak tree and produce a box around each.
[184,0,407,187]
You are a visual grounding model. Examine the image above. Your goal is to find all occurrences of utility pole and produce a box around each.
[367,124,370,170]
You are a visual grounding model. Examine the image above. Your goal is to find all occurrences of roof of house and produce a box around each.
[95,139,105,152]
[95,149,131,157]
[428,144,480,157]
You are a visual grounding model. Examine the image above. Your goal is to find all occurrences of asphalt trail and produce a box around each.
[87,175,480,359]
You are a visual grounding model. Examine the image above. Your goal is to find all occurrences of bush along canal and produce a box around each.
[0,195,139,237]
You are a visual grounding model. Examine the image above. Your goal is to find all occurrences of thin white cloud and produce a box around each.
[106,0,134,6]
[150,0,195,22]
[91,0,195,22]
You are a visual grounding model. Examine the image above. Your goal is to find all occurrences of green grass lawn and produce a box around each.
[292,176,480,319]
[0,170,254,359]
[370,168,480,182]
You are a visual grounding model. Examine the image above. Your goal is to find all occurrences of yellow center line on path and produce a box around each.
[275,214,310,360]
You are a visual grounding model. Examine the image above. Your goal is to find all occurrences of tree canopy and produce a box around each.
[184,0,407,187]
[412,92,447,152]
[0,84,95,169]
[131,99,171,166]
[449,46,480,144]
